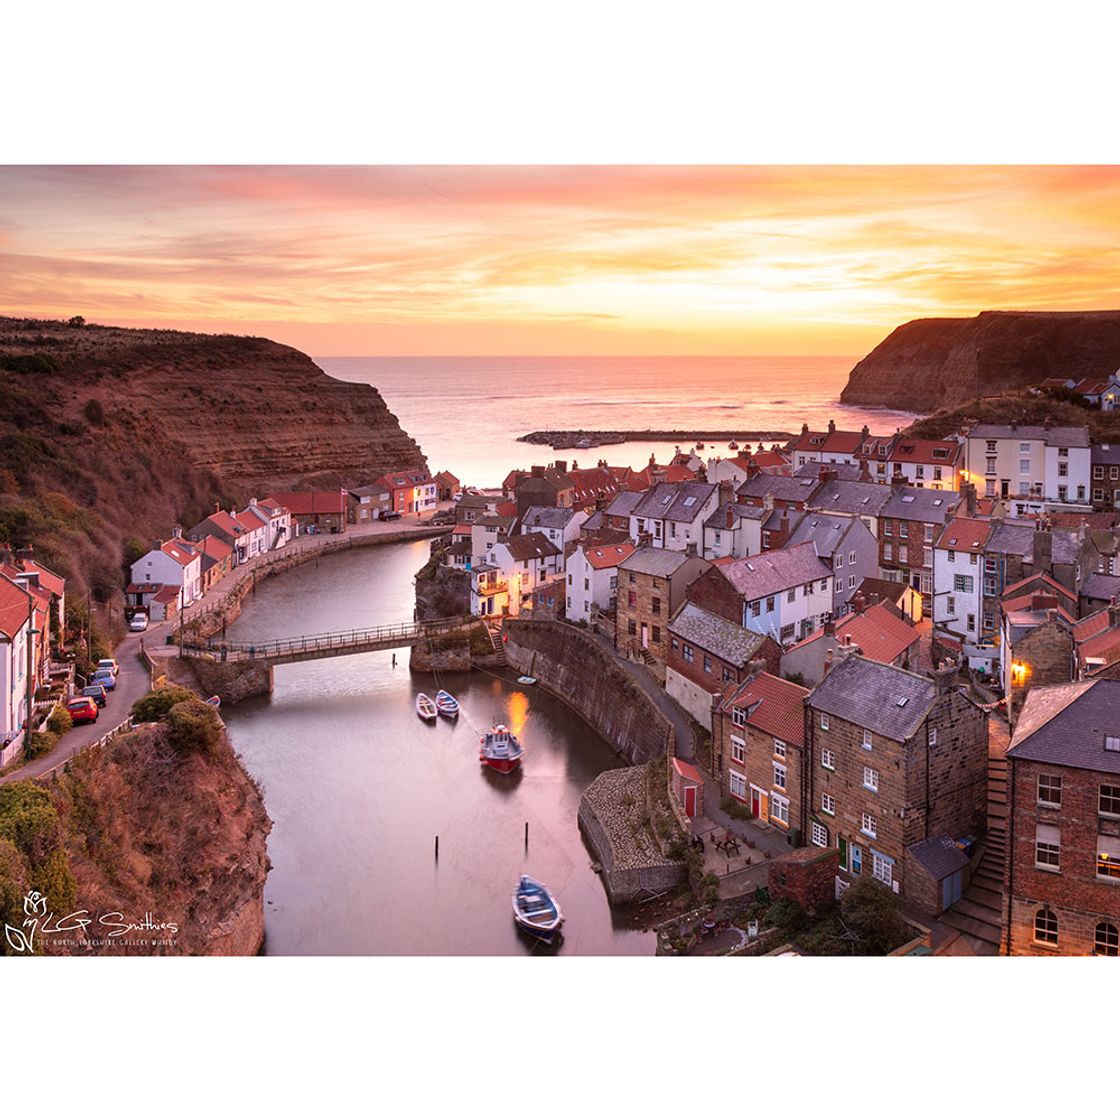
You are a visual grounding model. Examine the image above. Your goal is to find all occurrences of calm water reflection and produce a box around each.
[222,541,654,955]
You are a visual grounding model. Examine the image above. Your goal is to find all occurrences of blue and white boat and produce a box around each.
[435,689,460,718]
[512,875,563,943]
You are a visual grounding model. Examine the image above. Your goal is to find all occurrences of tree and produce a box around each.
[165,699,225,758]
[131,685,196,724]
[83,398,105,426]
[839,878,907,955]
[67,315,85,327]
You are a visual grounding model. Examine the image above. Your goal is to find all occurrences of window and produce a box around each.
[750,600,761,618]
[1037,774,1062,807]
[1035,824,1061,870]
[967,613,976,633]
[722,667,733,684]
[848,550,856,565]
[883,543,893,561]
[1095,465,1106,479]
[835,579,843,593]
[862,729,872,751]
[861,813,877,838]
[773,763,787,791]
[810,821,828,848]
[848,575,856,589]
[651,596,661,615]
[821,793,836,815]
[729,771,747,799]
[821,748,835,770]
[670,637,680,652]
[1106,734,1120,753]
[1100,785,1120,817]
[927,726,937,747]
[773,739,787,759]
[1097,836,1120,880]
[787,588,796,603]
[1034,907,1058,946]
[820,713,830,731]
[1019,459,1031,475]
[954,574,973,593]
[730,735,745,764]
[731,707,746,728]
[1094,922,1119,956]
[836,553,844,568]
[627,590,637,608]
[899,546,908,564]
[770,794,790,826]
[702,654,712,673]
[863,767,879,792]
[766,596,775,612]
[683,644,694,663]
[872,851,893,886]
[627,619,637,636]
[652,625,661,644]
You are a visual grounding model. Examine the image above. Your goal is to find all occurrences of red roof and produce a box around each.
[161,538,199,567]
[888,438,961,466]
[834,603,919,664]
[10,559,65,598]
[199,535,233,563]
[266,491,347,516]
[207,509,254,538]
[937,517,993,554]
[1002,572,1075,603]
[0,573,31,641]
[1078,625,1120,666]
[153,585,181,603]
[495,500,517,518]
[1073,607,1115,642]
[718,671,808,747]
[672,757,703,784]
[583,541,637,570]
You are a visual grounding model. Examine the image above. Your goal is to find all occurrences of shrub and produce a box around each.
[720,795,754,822]
[768,897,807,931]
[24,731,58,761]
[0,782,63,867]
[131,685,196,724]
[83,399,105,425]
[839,878,907,955]
[699,873,721,906]
[165,699,225,758]
[46,703,72,737]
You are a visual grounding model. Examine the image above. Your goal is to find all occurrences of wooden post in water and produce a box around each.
[524,821,529,851]
[434,835,439,862]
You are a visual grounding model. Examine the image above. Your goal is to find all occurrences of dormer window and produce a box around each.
[1106,734,1120,753]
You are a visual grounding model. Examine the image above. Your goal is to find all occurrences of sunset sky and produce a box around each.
[1,165,1118,355]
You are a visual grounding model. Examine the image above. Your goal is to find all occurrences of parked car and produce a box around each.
[96,658,120,677]
[67,697,100,724]
[379,510,402,521]
[90,670,116,692]
[129,611,149,632]
[81,684,108,707]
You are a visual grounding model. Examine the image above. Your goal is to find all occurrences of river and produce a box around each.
[221,539,655,955]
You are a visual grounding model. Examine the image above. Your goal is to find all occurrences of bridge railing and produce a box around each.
[182,615,470,660]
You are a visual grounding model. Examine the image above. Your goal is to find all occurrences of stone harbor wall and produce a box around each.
[163,655,273,705]
[578,765,686,904]
[503,619,673,765]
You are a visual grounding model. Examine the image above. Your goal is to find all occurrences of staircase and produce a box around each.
[941,716,1008,952]
[486,620,508,667]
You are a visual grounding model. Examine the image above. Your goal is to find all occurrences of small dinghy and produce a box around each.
[205,695,221,708]
[415,693,438,721]
[728,439,739,450]
[512,874,563,943]
[516,675,537,686]
[479,723,523,773]
[435,689,460,718]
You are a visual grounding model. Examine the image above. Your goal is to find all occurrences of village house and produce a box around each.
[963,423,1091,513]
[664,601,781,728]
[266,491,349,534]
[856,430,898,482]
[349,483,393,523]
[804,656,988,905]
[885,438,962,490]
[1091,444,1120,510]
[685,542,833,646]
[517,505,588,552]
[1004,679,1120,955]
[788,420,871,469]
[470,515,516,568]
[188,507,258,564]
[627,480,720,553]
[373,470,438,515]
[737,471,820,511]
[0,573,34,765]
[231,504,270,560]
[783,510,878,616]
[564,540,636,624]
[614,546,710,674]
[0,546,66,652]
[622,456,696,492]
[932,516,996,647]
[454,492,500,523]
[705,447,790,487]
[877,482,963,606]
[853,577,924,622]
[806,476,894,540]
[780,602,921,687]
[701,500,768,560]
[529,577,566,620]
[481,532,562,617]
[196,534,235,593]
[129,537,202,606]
[434,470,461,501]
[469,564,507,618]
[602,489,644,533]
[713,671,809,838]
[563,464,623,511]
[513,462,576,513]
[1074,600,1120,678]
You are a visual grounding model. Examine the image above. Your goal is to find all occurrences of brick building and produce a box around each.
[768,847,840,913]
[804,656,988,903]
[614,546,709,676]
[713,671,809,841]
[1004,678,1120,956]
[877,482,962,605]
[665,602,781,729]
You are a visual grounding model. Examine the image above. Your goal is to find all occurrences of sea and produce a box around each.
[316,355,919,488]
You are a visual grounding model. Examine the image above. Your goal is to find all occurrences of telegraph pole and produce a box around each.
[24,591,35,747]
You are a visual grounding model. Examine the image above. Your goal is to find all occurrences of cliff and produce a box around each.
[0,717,271,955]
[0,316,424,606]
[841,310,1120,411]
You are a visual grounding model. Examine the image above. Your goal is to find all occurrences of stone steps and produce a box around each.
[941,909,1002,946]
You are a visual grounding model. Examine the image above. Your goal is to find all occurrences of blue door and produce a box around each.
[941,869,963,910]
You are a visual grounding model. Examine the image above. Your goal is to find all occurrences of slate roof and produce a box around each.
[784,512,858,558]
[501,533,561,562]
[704,501,768,529]
[907,836,970,880]
[968,424,1090,448]
[1092,443,1120,466]
[792,461,862,481]
[985,521,1078,564]
[667,602,771,666]
[1082,573,1120,602]
[618,546,697,579]
[712,542,831,601]
[809,480,893,518]
[881,487,960,524]
[631,480,718,523]
[806,655,937,742]
[519,506,577,531]
[1007,678,1120,774]
[717,671,808,746]
[737,474,819,504]
[604,490,643,518]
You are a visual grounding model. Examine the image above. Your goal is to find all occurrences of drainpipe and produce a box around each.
[1004,755,1016,956]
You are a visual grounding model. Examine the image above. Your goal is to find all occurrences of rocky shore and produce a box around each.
[519,428,793,449]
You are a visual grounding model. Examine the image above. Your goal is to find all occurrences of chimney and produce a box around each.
[961,481,977,517]
[823,648,834,676]
[801,423,809,436]
[747,658,768,676]
[571,460,579,470]
[1046,608,1058,622]
[15,545,33,561]
[726,505,735,529]
[173,523,183,540]
[1109,595,1120,629]
[823,618,836,637]
[861,424,870,441]
[638,531,653,547]
[891,472,906,491]
[0,544,11,566]
[852,590,867,613]
[820,468,837,484]
[554,460,567,474]
[531,465,545,478]
[249,496,258,508]
[933,660,958,695]
[827,419,836,434]
[1034,527,1053,573]
[685,541,698,558]
[719,478,735,503]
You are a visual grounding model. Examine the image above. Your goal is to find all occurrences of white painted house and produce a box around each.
[564,541,637,623]
[964,424,1091,513]
[629,481,719,553]
[931,516,995,643]
[518,506,588,552]
[483,533,562,616]
[130,538,203,605]
[0,573,32,764]
[701,502,767,560]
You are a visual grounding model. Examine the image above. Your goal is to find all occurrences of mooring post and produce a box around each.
[524,821,529,850]
[434,835,439,862]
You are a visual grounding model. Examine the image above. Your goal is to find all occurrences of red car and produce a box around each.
[66,697,100,724]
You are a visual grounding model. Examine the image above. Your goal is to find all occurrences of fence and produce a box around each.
[39,717,135,783]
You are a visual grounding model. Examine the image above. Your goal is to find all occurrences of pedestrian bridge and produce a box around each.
[181,616,470,666]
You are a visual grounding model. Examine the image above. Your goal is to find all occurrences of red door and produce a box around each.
[684,785,697,817]
[751,788,761,817]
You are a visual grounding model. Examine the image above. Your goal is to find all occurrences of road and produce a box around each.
[0,508,451,785]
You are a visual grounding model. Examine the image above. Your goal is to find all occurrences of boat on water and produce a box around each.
[205,695,221,708]
[728,439,739,450]
[512,875,563,943]
[517,675,537,686]
[479,723,524,773]
[416,693,438,721]
[695,440,705,451]
[435,689,460,718]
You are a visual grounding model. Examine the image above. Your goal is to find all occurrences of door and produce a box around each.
[684,785,697,817]
[641,624,649,649]
[838,836,848,871]
[851,845,862,875]
[750,787,761,817]
[941,868,963,910]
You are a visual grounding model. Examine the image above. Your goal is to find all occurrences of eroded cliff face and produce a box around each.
[841,310,1120,411]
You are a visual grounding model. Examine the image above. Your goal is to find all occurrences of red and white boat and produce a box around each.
[479,723,523,774]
